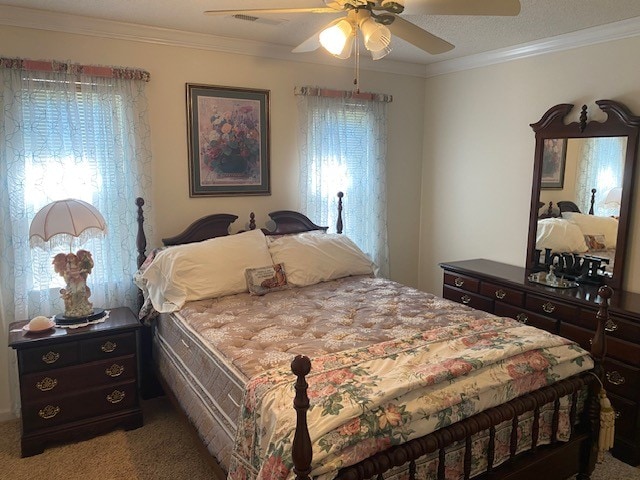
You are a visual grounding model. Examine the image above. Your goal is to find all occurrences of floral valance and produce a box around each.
[294,86,392,103]
[0,57,150,82]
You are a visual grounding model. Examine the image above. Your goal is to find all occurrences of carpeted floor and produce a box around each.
[0,397,638,479]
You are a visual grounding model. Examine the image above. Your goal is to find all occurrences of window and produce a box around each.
[297,91,389,276]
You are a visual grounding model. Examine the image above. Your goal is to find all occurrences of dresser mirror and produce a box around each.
[526,100,640,290]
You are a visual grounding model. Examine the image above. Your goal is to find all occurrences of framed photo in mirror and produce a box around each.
[541,138,567,189]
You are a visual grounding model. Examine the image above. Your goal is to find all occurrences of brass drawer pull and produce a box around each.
[454,277,464,287]
[615,411,622,420]
[461,295,471,305]
[36,377,58,392]
[606,370,626,386]
[604,319,618,332]
[105,364,125,378]
[38,405,60,419]
[42,351,60,364]
[516,313,528,324]
[495,289,506,300]
[101,341,117,353]
[107,390,126,404]
[542,302,556,314]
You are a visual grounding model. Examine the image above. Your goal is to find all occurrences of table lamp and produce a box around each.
[29,199,107,325]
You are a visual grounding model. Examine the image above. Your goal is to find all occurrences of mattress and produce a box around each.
[152,276,593,479]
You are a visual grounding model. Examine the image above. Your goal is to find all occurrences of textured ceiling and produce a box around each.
[3,0,640,66]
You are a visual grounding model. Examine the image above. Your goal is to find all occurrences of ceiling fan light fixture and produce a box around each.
[370,44,392,60]
[359,18,391,53]
[319,19,353,56]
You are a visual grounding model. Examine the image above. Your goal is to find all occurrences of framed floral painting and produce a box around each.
[541,138,567,189]
[186,84,270,196]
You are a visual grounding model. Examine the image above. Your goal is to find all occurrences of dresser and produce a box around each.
[440,259,640,466]
[8,307,143,457]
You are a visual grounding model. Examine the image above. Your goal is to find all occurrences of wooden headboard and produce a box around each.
[135,192,344,269]
[538,188,596,218]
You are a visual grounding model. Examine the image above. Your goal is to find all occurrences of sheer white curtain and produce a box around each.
[296,88,389,277]
[0,60,152,415]
[576,137,626,216]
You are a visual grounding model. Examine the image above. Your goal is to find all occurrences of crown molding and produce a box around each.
[0,5,426,77]
[423,16,640,78]
[2,5,640,79]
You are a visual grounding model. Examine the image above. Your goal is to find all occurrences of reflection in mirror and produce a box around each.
[535,137,626,278]
[527,100,640,291]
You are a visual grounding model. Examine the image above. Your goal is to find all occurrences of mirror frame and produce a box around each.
[526,99,640,290]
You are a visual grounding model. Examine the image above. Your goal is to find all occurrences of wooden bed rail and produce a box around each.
[290,286,612,480]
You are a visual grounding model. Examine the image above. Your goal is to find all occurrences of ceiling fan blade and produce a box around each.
[204,7,338,16]
[403,0,520,16]
[291,18,344,53]
[388,16,453,54]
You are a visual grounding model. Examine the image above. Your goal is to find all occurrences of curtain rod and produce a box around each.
[294,86,392,103]
[0,57,150,82]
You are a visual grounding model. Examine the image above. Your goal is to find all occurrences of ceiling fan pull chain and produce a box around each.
[354,28,360,93]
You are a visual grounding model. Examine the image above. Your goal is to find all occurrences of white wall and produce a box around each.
[419,36,640,295]
[0,24,425,418]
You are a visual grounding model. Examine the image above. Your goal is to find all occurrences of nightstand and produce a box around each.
[8,307,143,457]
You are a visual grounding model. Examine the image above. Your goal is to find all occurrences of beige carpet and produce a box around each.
[0,397,638,480]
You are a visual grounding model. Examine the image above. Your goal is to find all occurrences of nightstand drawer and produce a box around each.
[80,332,136,362]
[19,342,78,374]
[21,355,137,402]
[22,380,138,431]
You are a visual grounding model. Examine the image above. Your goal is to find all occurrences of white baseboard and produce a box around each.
[0,409,17,422]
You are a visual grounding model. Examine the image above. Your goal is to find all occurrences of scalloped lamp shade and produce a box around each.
[29,199,107,249]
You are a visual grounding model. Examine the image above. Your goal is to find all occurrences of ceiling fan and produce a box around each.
[204,0,521,61]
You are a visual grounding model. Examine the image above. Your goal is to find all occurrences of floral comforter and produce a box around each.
[227,310,592,480]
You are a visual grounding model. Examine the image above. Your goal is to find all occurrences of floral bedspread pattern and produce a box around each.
[227,312,592,480]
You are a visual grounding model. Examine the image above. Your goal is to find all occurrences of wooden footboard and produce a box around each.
[290,287,612,480]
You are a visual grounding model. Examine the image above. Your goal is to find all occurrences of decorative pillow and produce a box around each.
[267,232,376,287]
[535,218,588,253]
[584,234,607,252]
[245,263,289,295]
[141,229,273,313]
[561,212,618,249]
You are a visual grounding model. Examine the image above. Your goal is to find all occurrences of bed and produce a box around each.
[133,196,610,480]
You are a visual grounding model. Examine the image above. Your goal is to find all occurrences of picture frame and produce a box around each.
[541,138,567,189]
[186,84,270,196]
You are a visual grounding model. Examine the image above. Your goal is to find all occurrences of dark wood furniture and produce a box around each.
[8,307,143,457]
[136,196,609,480]
[527,100,640,290]
[440,258,640,466]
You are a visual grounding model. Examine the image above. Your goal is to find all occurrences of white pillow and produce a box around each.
[562,212,618,249]
[141,229,273,313]
[267,232,375,287]
[536,218,588,253]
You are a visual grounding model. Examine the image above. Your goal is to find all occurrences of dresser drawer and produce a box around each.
[608,393,638,440]
[18,342,78,374]
[603,358,640,401]
[577,309,640,344]
[494,302,530,324]
[443,272,479,293]
[559,322,640,367]
[20,354,137,402]
[480,282,524,307]
[22,379,138,431]
[526,294,578,322]
[80,332,136,362]
[443,285,493,311]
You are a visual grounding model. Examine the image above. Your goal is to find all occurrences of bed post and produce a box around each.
[336,191,343,234]
[579,285,611,479]
[291,355,313,480]
[136,197,147,308]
